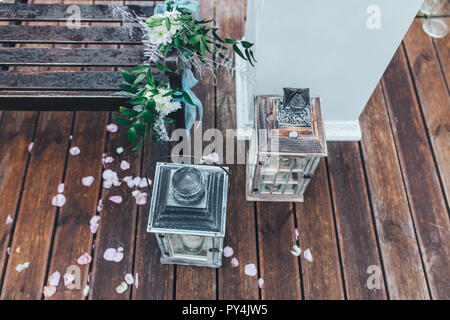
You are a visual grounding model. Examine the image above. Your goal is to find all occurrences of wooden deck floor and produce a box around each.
[0,1,449,300]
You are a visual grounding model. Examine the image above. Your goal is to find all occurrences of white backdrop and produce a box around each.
[237,0,423,140]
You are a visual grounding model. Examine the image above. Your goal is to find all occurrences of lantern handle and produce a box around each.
[143,155,233,198]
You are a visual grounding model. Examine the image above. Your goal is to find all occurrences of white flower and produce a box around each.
[147,9,183,46]
[154,88,182,117]
[120,160,130,171]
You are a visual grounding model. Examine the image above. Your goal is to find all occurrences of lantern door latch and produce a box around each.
[209,248,222,253]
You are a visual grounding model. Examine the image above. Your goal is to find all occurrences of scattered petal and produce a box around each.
[223,246,234,258]
[69,147,80,156]
[89,216,101,234]
[116,282,128,294]
[202,152,220,164]
[15,262,30,272]
[64,273,75,286]
[103,179,113,189]
[132,177,141,187]
[57,183,65,193]
[83,285,90,297]
[131,190,140,197]
[304,248,313,262]
[106,123,118,133]
[116,147,124,155]
[97,199,103,212]
[291,245,301,257]
[52,194,66,208]
[108,196,122,204]
[6,214,13,225]
[43,286,57,298]
[295,228,299,241]
[102,169,117,180]
[104,156,114,164]
[135,192,148,206]
[139,178,150,188]
[120,160,130,171]
[28,142,34,153]
[7,247,10,255]
[82,176,94,187]
[124,273,134,285]
[103,248,124,262]
[48,271,61,286]
[135,273,139,289]
[118,247,123,252]
[231,257,239,267]
[77,252,92,265]
[244,263,257,277]
[258,278,265,288]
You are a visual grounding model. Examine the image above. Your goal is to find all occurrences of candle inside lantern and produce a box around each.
[181,235,205,253]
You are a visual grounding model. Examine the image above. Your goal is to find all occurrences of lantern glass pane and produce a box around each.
[168,234,209,258]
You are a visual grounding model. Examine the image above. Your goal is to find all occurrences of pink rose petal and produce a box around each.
[48,271,61,286]
[6,214,13,225]
[120,160,130,171]
[89,215,101,234]
[103,248,124,262]
[97,199,103,212]
[244,263,257,277]
[116,147,124,154]
[82,176,94,187]
[57,183,64,193]
[69,146,80,156]
[64,273,75,286]
[104,156,114,164]
[231,257,239,267]
[291,245,301,256]
[135,192,148,206]
[295,228,299,241]
[7,247,10,255]
[52,194,66,208]
[15,262,30,272]
[116,282,128,294]
[43,286,57,298]
[258,278,265,288]
[304,248,313,262]
[135,273,139,289]
[109,196,123,204]
[223,246,234,258]
[77,252,92,265]
[139,178,150,188]
[28,142,34,153]
[124,273,134,285]
[106,123,118,133]
[83,285,90,297]
[202,152,220,164]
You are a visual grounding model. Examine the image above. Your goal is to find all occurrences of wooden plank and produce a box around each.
[0,4,155,22]
[0,111,74,299]
[327,142,387,299]
[381,46,450,300]
[89,115,142,300]
[295,159,345,300]
[256,202,301,300]
[403,19,450,204]
[174,0,217,301]
[433,19,450,87]
[45,111,108,300]
[360,84,430,300]
[0,111,38,289]
[0,48,144,66]
[0,26,142,44]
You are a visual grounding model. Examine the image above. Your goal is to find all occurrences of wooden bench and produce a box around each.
[0,3,176,111]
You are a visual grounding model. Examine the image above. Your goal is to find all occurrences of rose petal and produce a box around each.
[69,147,80,156]
[135,273,139,289]
[202,152,220,164]
[102,169,117,180]
[82,176,94,187]
[231,257,239,267]
[48,271,61,286]
[90,215,101,234]
[57,183,64,193]
[295,228,299,241]
[116,147,124,155]
[124,273,134,285]
[108,196,122,204]
[77,252,92,265]
[7,247,10,255]
[258,278,265,288]
[132,177,141,186]
[63,273,75,286]
[6,214,13,225]
[223,246,234,258]
[244,263,257,277]
[112,178,121,187]
[304,248,313,262]
[120,160,130,171]
[83,285,90,297]
[97,199,103,212]
[15,262,30,272]
[28,142,34,153]
[116,281,128,294]
[104,156,114,164]
[103,179,113,189]
[131,190,140,197]
[139,178,150,188]
[106,123,118,133]
[103,248,124,262]
[52,194,66,208]
[43,285,57,298]
[291,245,301,257]
[135,192,148,206]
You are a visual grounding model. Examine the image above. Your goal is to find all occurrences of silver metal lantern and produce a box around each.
[147,162,229,268]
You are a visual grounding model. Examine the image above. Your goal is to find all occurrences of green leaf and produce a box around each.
[212,30,225,43]
[233,43,247,61]
[165,17,171,31]
[241,40,254,49]
[133,73,146,85]
[174,36,180,47]
[118,83,136,93]
[225,38,237,45]
[245,48,254,67]
[132,140,144,151]
[200,40,206,57]
[146,98,156,109]
[112,114,133,126]
[120,106,139,117]
[164,117,175,124]
[189,35,203,44]
[121,70,137,84]
[133,120,146,136]
[155,61,172,73]
[182,91,195,106]
[127,127,137,143]
[146,71,155,86]
[141,109,154,122]
[130,65,149,74]
[128,97,147,106]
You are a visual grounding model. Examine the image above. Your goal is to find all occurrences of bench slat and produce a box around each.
[0,4,155,22]
[0,26,142,44]
[0,48,144,66]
